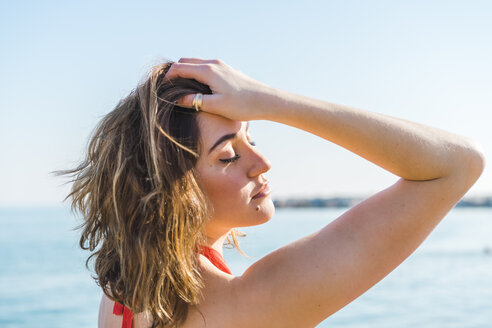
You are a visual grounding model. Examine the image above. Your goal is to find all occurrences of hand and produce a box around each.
[163,58,275,121]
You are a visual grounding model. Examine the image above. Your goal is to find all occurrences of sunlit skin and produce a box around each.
[194,112,275,256]
[99,58,486,327]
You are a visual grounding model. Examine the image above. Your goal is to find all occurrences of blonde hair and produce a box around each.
[54,60,247,327]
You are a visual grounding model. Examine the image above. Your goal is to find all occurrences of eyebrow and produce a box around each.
[208,122,250,155]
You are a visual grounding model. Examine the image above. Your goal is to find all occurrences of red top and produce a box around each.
[112,245,232,328]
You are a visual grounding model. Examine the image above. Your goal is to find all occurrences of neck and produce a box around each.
[203,228,232,257]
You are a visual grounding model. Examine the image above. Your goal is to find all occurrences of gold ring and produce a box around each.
[192,93,203,112]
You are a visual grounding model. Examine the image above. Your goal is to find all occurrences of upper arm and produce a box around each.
[232,172,482,328]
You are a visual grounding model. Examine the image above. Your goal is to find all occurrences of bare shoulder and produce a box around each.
[227,176,477,328]
[179,254,242,328]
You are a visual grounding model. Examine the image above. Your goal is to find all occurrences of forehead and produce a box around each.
[198,113,248,144]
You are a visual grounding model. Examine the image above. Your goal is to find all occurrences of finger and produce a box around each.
[178,57,212,64]
[163,62,211,84]
[178,58,222,64]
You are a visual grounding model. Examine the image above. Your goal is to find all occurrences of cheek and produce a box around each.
[207,173,243,204]
[199,167,245,207]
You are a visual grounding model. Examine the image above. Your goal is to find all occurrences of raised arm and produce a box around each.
[164,58,486,328]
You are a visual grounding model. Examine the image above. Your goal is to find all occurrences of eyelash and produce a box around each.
[219,141,256,164]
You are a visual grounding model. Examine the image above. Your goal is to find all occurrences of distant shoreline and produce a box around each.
[1,196,491,210]
[272,196,492,208]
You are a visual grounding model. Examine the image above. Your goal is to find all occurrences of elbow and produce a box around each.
[441,139,486,198]
[461,139,486,186]
[469,139,486,176]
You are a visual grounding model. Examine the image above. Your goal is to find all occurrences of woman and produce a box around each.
[62,58,485,328]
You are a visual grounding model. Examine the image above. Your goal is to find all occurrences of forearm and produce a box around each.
[260,88,483,181]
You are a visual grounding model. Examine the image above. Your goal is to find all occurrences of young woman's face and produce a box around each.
[195,112,275,239]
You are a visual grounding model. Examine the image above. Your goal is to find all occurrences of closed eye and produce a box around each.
[219,141,256,164]
[220,154,240,163]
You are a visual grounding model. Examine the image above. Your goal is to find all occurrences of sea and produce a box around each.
[1,206,491,327]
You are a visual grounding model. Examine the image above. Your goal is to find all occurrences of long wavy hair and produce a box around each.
[54,60,247,327]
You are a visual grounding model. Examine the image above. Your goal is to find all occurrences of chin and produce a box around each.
[253,198,275,225]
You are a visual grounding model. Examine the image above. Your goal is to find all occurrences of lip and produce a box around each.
[252,184,271,199]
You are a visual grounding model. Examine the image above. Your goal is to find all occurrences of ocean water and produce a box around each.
[0,206,491,327]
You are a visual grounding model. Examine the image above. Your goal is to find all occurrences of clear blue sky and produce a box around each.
[1,0,490,206]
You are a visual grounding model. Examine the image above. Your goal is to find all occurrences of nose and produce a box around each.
[247,147,272,178]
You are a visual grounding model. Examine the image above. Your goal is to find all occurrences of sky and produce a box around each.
[1,0,491,206]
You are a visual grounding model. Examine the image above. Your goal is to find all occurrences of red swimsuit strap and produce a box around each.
[112,245,232,327]
[197,245,233,275]
[113,301,133,328]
